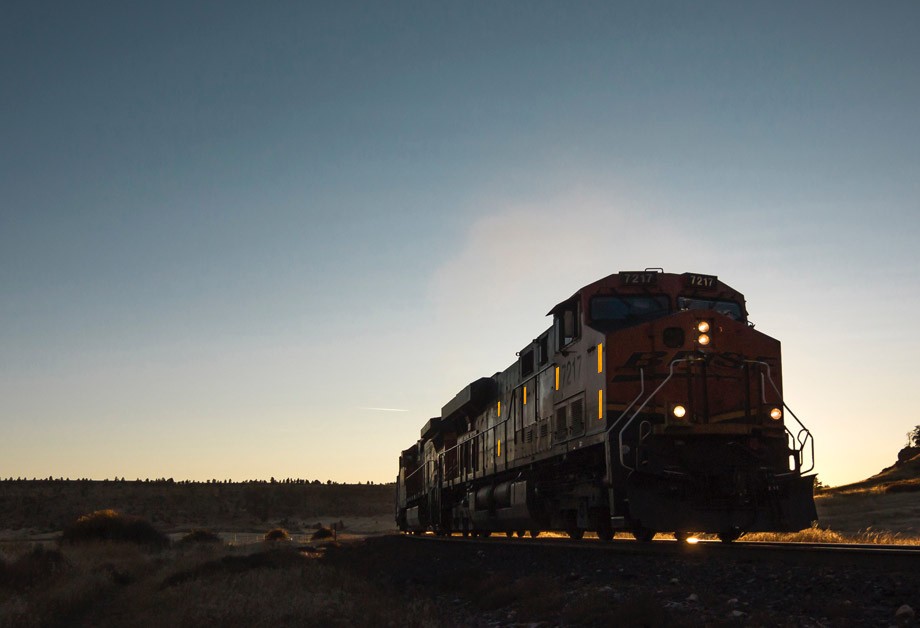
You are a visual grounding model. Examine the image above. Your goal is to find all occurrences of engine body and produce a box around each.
[396,270,817,541]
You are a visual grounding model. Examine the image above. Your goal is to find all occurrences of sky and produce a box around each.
[1,1,918,486]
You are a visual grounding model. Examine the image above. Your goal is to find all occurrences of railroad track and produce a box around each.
[403,532,920,567]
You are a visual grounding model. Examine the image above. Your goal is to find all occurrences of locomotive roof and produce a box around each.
[548,270,746,315]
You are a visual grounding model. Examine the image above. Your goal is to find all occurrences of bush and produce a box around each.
[179,529,223,544]
[263,528,290,542]
[310,527,334,540]
[61,509,169,549]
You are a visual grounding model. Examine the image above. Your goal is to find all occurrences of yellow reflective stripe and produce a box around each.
[497,401,501,417]
[497,439,501,457]
[598,389,604,419]
[523,386,527,405]
[555,366,560,390]
[597,343,603,373]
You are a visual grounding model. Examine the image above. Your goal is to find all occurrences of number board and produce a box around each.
[684,273,718,289]
[619,271,659,286]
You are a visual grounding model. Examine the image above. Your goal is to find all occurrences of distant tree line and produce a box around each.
[0,477,390,485]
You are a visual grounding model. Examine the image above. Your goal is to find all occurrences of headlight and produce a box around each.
[672,405,687,419]
[770,407,783,421]
[697,321,710,333]
[697,334,711,346]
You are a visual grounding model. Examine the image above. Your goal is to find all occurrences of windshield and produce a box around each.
[677,297,744,321]
[589,295,670,330]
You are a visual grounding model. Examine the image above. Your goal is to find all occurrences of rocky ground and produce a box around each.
[324,535,919,627]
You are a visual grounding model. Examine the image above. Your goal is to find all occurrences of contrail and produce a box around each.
[359,407,410,412]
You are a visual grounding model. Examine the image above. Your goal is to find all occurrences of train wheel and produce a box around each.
[597,527,614,542]
[505,531,514,538]
[481,531,492,538]
[529,530,540,538]
[566,528,584,540]
[516,530,526,538]
[632,527,654,542]
[718,528,740,544]
[461,529,469,538]
[674,530,689,543]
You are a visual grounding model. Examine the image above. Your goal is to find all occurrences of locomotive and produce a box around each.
[396,270,816,542]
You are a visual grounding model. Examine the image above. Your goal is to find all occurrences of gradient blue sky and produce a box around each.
[2,1,918,485]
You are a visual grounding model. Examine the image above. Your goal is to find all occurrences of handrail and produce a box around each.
[613,369,647,470]
[744,360,815,475]
[618,358,702,470]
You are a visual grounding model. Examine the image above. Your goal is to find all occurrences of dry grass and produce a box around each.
[816,490,920,538]
[0,540,444,628]
[739,523,920,545]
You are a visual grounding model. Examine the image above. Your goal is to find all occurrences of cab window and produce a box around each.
[589,295,669,331]
[677,297,744,321]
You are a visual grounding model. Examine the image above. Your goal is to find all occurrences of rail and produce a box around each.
[605,367,645,480]
[617,358,702,471]
[745,359,815,475]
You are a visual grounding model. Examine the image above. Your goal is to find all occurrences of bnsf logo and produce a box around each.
[621,351,776,370]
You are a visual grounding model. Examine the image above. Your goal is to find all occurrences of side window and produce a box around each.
[537,334,549,365]
[555,301,580,349]
[520,349,535,377]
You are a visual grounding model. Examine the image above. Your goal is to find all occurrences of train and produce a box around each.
[396,270,817,542]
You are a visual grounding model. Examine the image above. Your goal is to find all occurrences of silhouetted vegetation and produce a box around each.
[61,510,169,549]
[310,527,335,541]
[263,528,290,542]
[908,425,920,448]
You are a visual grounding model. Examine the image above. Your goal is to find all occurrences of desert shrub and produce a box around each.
[0,545,67,591]
[179,529,222,544]
[61,510,169,549]
[310,527,334,540]
[263,528,290,542]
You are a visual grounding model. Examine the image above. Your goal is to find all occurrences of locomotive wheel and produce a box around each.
[597,527,614,542]
[516,530,526,538]
[461,530,469,538]
[566,528,584,540]
[529,530,540,538]
[718,528,741,544]
[632,527,654,543]
[505,531,514,538]
[673,530,689,543]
